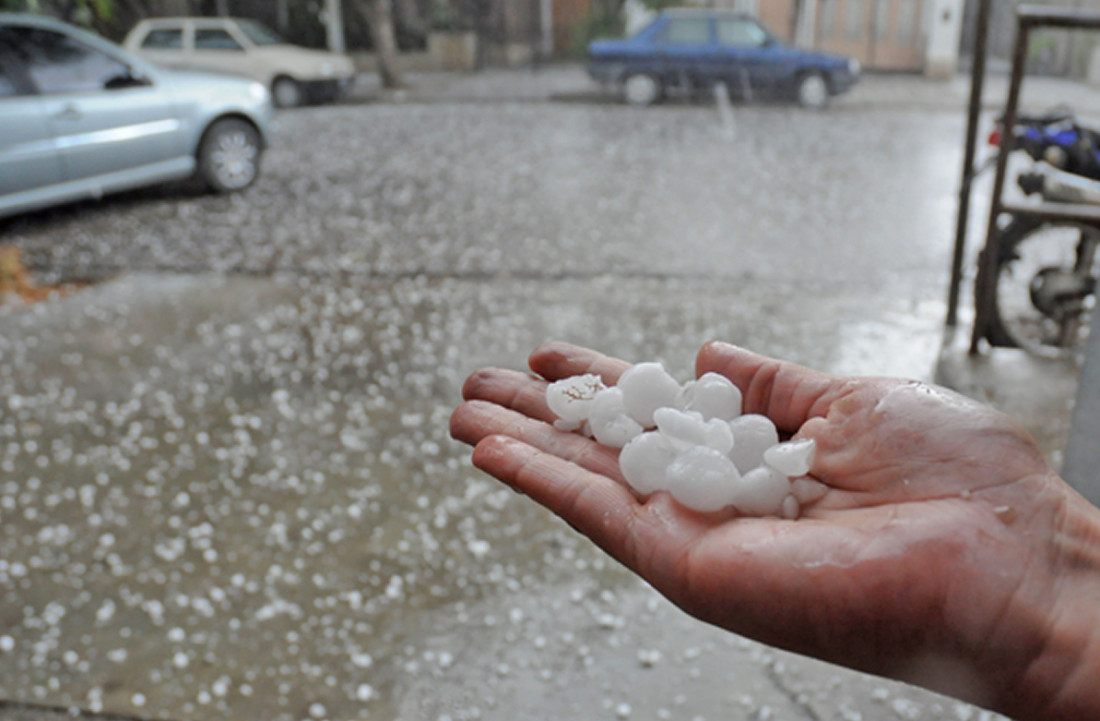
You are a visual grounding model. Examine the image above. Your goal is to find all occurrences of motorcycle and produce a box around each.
[983,109,1100,356]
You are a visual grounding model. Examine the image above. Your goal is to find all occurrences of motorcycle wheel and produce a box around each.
[989,219,1100,357]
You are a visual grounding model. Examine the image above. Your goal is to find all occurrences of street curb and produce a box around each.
[0,700,167,721]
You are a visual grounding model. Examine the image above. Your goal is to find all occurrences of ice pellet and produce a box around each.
[791,478,829,505]
[763,438,816,477]
[728,414,779,474]
[617,362,683,427]
[619,432,678,495]
[731,466,791,517]
[588,387,644,449]
[653,407,733,455]
[665,446,742,513]
[546,374,607,423]
[674,372,743,421]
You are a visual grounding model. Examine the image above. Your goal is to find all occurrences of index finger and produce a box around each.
[529,341,633,385]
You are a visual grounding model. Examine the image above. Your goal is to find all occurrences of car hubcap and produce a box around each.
[624,75,657,105]
[800,76,827,107]
[213,132,258,189]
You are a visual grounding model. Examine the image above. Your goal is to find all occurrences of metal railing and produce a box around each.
[948,3,1100,504]
[948,4,1100,350]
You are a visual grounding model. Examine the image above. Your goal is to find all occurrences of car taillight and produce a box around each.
[987,126,1002,147]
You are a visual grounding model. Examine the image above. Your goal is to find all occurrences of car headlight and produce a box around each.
[848,58,861,75]
[250,82,269,102]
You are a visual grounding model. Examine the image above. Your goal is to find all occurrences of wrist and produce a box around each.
[1002,479,1100,721]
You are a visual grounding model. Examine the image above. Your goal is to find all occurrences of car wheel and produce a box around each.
[198,118,262,194]
[796,72,829,109]
[622,73,661,106]
[272,76,302,108]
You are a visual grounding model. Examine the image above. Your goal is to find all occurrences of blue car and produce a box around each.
[588,9,860,108]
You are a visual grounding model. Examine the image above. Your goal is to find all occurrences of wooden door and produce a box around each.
[868,0,924,70]
[815,0,924,71]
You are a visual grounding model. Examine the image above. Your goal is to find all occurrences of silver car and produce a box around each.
[0,13,274,219]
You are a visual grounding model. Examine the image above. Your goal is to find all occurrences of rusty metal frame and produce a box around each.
[946,0,992,330]
[961,5,1100,354]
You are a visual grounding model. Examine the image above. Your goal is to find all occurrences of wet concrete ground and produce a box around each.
[0,91,1017,721]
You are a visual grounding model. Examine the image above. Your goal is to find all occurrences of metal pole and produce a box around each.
[325,0,346,54]
[946,0,991,328]
[1062,307,1100,506]
[969,11,1030,354]
[276,0,289,33]
[540,0,553,58]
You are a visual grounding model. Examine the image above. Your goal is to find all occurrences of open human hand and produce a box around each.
[450,340,1100,721]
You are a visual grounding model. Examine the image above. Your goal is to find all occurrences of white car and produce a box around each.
[124,17,355,108]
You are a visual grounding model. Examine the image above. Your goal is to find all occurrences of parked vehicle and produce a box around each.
[0,13,273,220]
[124,17,355,108]
[587,9,860,108]
[983,110,1100,355]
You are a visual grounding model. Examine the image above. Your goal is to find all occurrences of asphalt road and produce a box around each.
[0,95,1009,721]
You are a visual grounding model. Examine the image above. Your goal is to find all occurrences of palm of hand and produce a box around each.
[451,340,1063,706]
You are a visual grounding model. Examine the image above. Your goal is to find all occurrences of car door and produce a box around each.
[0,29,63,200]
[654,17,714,91]
[9,24,187,185]
[188,22,255,82]
[713,16,783,96]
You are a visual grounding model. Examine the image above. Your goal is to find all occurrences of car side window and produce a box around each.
[194,29,242,51]
[659,19,711,45]
[716,19,768,48]
[0,35,26,97]
[141,28,183,50]
[0,63,20,97]
[6,26,133,95]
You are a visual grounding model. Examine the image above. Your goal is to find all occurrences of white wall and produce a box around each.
[925,0,965,78]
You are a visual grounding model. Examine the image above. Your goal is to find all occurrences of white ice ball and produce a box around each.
[674,372,743,421]
[763,438,816,477]
[728,414,779,474]
[618,362,683,428]
[619,431,679,495]
[653,407,734,455]
[546,373,607,423]
[791,478,829,505]
[664,446,742,513]
[730,466,791,517]
[780,495,801,520]
[588,387,644,449]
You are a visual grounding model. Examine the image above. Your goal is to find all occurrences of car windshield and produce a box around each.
[236,19,285,46]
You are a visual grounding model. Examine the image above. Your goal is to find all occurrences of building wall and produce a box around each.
[959,0,1100,79]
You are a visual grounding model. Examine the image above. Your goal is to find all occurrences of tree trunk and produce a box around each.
[360,0,405,89]
[393,0,425,37]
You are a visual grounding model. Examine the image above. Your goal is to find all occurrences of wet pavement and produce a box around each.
[0,79,1035,721]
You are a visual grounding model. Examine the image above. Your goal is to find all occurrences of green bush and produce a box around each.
[570,7,624,58]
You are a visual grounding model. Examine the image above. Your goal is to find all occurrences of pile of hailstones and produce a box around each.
[546,362,826,518]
